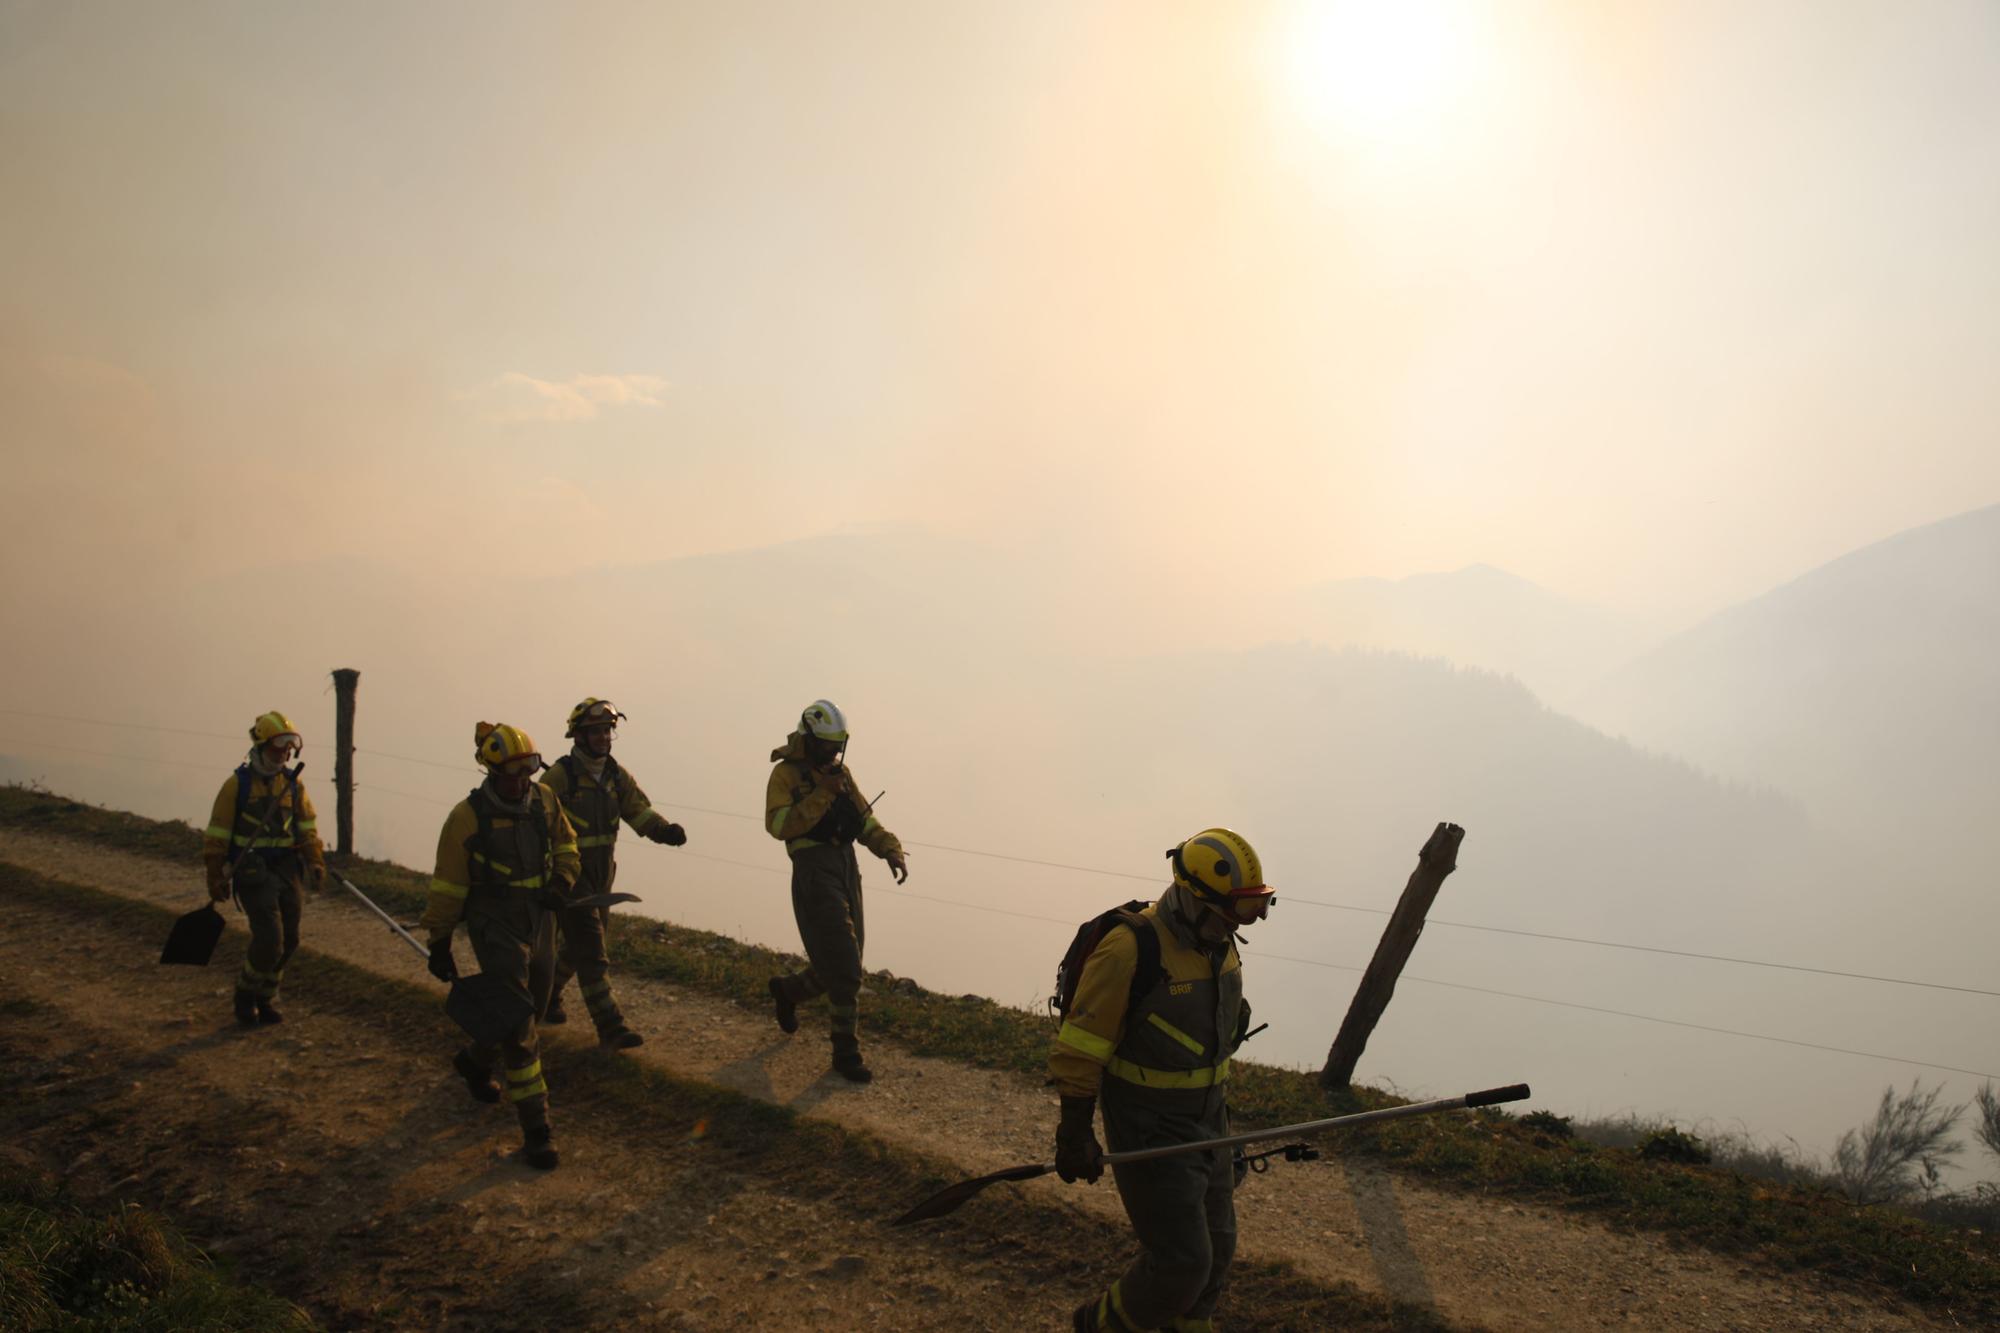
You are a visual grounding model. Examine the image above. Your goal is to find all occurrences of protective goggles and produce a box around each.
[494,755,545,779]
[1221,886,1275,924]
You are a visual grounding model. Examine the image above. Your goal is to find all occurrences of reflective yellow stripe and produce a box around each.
[470,853,514,876]
[204,824,231,841]
[506,1078,548,1103]
[575,834,616,849]
[768,806,791,836]
[553,839,577,856]
[580,979,612,998]
[1110,1279,1132,1324]
[630,804,656,826]
[1146,1011,1207,1057]
[505,1061,543,1084]
[861,814,881,837]
[296,818,317,833]
[1106,1056,1230,1089]
[428,879,469,901]
[1057,1021,1116,1063]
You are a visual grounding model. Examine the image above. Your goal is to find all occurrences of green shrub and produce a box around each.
[1640,1126,1713,1166]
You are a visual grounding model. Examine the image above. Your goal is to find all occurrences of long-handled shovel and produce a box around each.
[328,870,535,1048]
[892,1082,1531,1225]
[161,762,304,966]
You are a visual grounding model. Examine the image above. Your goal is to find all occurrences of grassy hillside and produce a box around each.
[5,783,1998,1323]
[0,1168,312,1331]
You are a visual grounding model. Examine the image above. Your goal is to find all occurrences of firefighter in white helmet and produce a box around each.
[764,699,906,1082]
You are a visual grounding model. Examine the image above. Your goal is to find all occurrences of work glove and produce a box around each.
[648,821,687,846]
[533,879,576,911]
[427,938,458,983]
[1055,1095,1104,1184]
[205,859,229,903]
[886,852,909,885]
[307,863,327,893]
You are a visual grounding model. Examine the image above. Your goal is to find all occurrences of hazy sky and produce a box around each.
[6,0,1998,630]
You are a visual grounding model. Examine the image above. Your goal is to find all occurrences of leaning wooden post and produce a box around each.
[331,668,360,860]
[1320,822,1465,1092]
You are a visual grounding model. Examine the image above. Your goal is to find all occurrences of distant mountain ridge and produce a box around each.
[1575,502,2000,883]
[1291,563,1648,712]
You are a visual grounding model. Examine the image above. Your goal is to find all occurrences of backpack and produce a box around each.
[1051,900,1163,1022]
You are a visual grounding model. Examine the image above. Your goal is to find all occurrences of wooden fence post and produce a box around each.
[1320,821,1465,1092]
[332,668,359,860]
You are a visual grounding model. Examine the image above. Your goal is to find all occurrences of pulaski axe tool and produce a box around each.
[161,762,304,966]
[329,870,534,1048]
[892,1082,1531,1225]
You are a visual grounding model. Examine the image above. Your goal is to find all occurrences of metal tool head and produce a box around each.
[444,971,538,1047]
[890,1162,1053,1226]
[160,904,226,966]
[567,892,641,910]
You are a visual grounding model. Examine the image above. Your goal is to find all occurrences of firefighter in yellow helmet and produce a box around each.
[418,722,581,1170]
[539,698,686,1047]
[1050,828,1272,1333]
[764,699,906,1083]
[201,711,327,1026]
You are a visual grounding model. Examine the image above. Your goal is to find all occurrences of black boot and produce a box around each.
[542,995,568,1026]
[831,1033,872,1084]
[234,990,258,1027]
[522,1124,559,1170]
[768,977,798,1034]
[453,1049,501,1104]
[255,997,284,1025]
[599,1026,643,1051]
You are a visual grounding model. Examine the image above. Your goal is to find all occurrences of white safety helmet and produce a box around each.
[800,699,849,743]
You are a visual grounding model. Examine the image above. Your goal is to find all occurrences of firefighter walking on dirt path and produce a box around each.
[539,697,686,1048]
[764,699,907,1084]
[202,711,327,1028]
[1051,828,1273,1333]
[420,722,581,1170]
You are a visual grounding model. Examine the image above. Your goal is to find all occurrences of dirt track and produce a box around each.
[1,826,1948,1331]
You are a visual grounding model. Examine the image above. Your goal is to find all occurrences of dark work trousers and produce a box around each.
[463,899,557,1132]
[773,842,866,1040]
[233,853,303,1002]
[1101,1094,1238,1326]
[551,902,625,1036]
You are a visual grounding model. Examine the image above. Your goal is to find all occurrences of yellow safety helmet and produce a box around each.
[564,697,627,738]
[249,711,302,751]
[1167,828,1275,924]
[474,721,543,774]
[800,699,849,743]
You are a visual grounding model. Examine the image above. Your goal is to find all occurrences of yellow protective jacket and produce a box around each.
[420,782,580,942]
[1048,899,1244,1102]
[202,764,325,874]
[764,733,902,861]
[541,752,670,889]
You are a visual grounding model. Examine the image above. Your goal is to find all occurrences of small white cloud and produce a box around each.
[473,372,669,423]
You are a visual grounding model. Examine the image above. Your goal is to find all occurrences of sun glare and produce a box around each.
[1274,0,1489,146]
